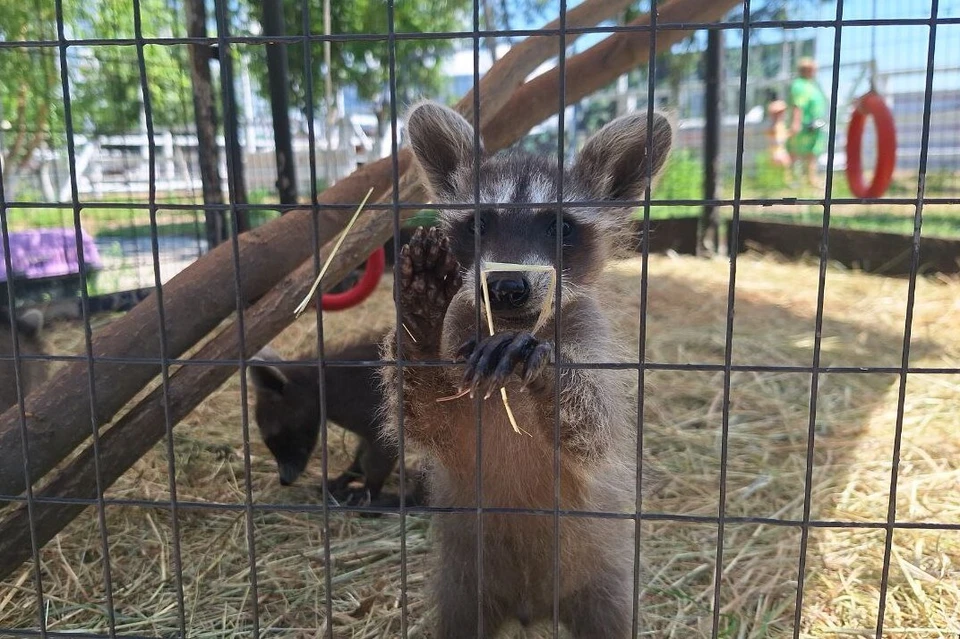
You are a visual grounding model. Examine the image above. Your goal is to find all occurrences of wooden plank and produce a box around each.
[730,220,960,276]
[629,217,700,256]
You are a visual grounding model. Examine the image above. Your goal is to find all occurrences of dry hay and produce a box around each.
[1,251,958,638]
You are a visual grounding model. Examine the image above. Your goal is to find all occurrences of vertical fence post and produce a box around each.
[185,0,227,248]
[214,8,251,233]
[701,28,722,256]
[261,0,298,207]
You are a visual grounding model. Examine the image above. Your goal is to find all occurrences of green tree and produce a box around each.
[0,0,194,180]
[244,0,469,155]
[0,1,62,172]
[67,0,194,134]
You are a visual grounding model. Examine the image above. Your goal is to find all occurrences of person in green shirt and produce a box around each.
[787,57,829,189]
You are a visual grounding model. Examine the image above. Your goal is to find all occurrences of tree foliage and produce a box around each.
[243,0,469,127]
[68,0,194,135]
[0,0,62,169]
[0,0,194,170]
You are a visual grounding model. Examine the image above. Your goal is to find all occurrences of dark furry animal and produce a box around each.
[379,101,672,637]
[250,337,421,508]
[0,307,47,413]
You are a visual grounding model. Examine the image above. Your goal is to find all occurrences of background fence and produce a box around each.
[3,0,959,302]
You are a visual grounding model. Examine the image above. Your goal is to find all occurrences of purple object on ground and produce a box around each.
[0,228,103,282]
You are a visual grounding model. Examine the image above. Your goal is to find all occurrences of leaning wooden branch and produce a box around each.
[482,0,743,150]
[0,0,621,497]
[459,0,637,126]
[0,0,743,579]
[0,162,400,498]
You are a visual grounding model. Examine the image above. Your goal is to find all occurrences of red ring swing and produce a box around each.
[320,246,386,311]
[845,91,896,199]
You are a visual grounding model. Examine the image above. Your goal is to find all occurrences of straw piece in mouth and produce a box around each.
[479,262,556,336]
[482,263,556,435]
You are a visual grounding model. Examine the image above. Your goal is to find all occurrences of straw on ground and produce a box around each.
[2,252,958,638]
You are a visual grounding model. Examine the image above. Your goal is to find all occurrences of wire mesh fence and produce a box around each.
[1,0,959,637]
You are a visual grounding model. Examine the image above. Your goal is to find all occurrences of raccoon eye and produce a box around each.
[547,219,574,238]
[467,216,486,236]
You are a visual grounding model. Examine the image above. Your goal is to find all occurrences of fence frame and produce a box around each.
[1,1,958,638]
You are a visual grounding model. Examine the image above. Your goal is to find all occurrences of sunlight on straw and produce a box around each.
[293,187,376,318]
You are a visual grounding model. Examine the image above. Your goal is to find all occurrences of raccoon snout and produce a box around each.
[488,275,531,311]
[277,459,306,486]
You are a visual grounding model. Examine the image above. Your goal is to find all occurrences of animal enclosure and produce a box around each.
[1,0,959,637]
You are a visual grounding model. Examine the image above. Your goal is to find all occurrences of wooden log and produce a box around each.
[731,219,960,276]
[0,161,399,499]
[629,217,701,256]
[483,0,743,150]
[459,0,639,126]
[0,0,622,497]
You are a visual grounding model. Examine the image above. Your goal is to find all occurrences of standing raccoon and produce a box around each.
[379,101,672,637]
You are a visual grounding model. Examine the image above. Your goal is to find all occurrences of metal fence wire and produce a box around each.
[1,0,959,637]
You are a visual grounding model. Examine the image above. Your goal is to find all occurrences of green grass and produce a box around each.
[96,209,279,240]
[647,149,703,218]
[6,204,279,240]
[641,153,960,238]
[6,168,958,242]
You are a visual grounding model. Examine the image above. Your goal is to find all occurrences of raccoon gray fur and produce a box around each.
[378,101,672,637]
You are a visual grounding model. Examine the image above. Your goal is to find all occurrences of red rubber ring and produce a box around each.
[846,91,897,198]
[320,246,386,311]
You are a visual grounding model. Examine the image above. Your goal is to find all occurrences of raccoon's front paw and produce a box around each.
[397,226,463,354]
[457,331,554,399]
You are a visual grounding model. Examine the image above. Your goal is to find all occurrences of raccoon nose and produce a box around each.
[488,275,530,310]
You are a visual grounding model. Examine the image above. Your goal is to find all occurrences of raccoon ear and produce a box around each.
[404,100,481,202]
[573,111,673,202]
[16,309,44,339]
[249,363,288,396]
[254,345,282,362]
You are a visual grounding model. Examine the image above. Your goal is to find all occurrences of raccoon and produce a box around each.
[0,308,47,414]
[379,101,672,636]
[250,338,422,509]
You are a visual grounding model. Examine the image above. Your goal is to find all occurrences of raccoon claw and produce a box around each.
[397,227,463,349]
[521,342,553,386]
[459,331,553,399]
[343,487,372,507]
[327,474,361,502]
